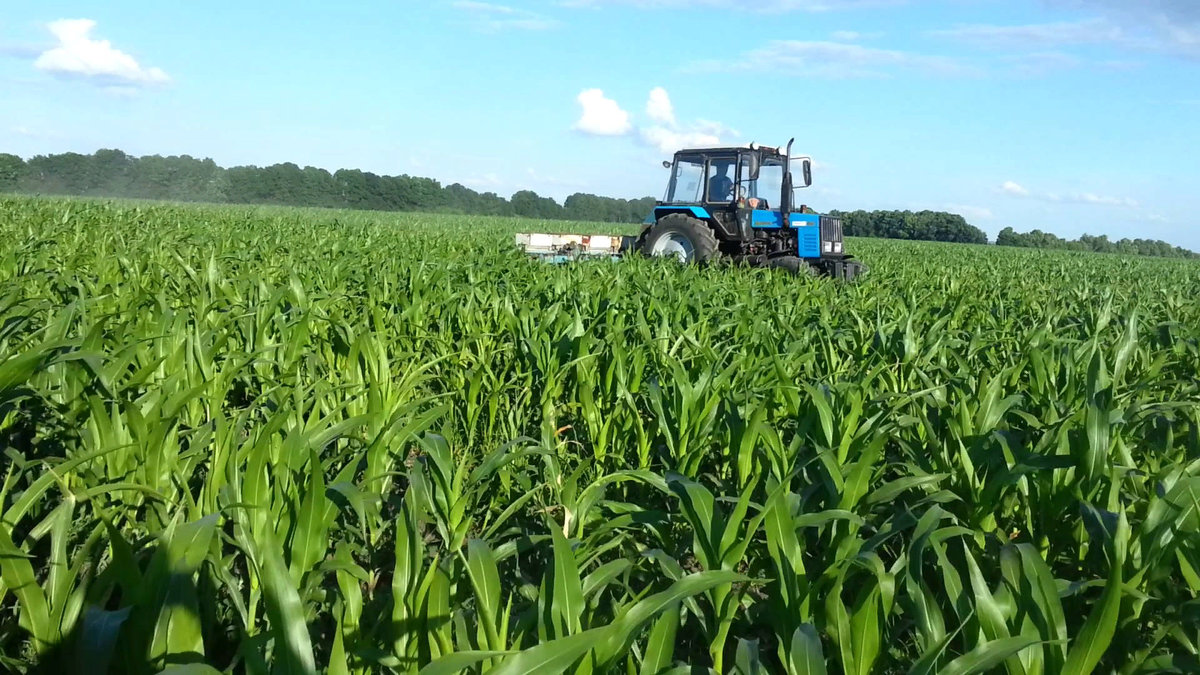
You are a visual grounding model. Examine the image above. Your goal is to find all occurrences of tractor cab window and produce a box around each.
[705,157,737,203]
[739,156,785,209]
[664,156,705,204]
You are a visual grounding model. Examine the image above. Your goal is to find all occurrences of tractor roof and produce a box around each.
[674,144,790,158]
[674,146,747,154]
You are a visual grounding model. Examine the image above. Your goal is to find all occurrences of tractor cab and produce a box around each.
[663,146,799,212]
[637,140,862,280]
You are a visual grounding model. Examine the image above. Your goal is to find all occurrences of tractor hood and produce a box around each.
[750,210,828,229]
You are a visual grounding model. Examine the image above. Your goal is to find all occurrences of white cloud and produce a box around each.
[1070,193,1139,207]
[927,18,1124,48]
[1051,0,1200,28]
[693,118,740,138]
[562,0,1199,59]
[8,126,65,140]
[1001,181,1030,197]
[641,90,741,153]
[1003,51,1084,77]
[830,30,884,41]
[646,87,675,126]
[452,1,563,31]
[33,19,169,87]
[930,4,1200,60]
[1161,22,1199,57]
[944,204,994,220]
[1000,181,1139,208]
[572,88,632,136]
[1060,0,1197,16]
[1135,212,1170,223]
[573,86,739,154]
[638,127,720,153]
[684,40,976,78]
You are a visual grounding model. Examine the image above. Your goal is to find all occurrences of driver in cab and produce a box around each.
[707,161,769,210]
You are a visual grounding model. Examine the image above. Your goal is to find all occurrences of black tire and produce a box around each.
[765,256,817,276]
[637,213,720,264]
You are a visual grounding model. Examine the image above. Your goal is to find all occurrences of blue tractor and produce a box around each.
[634,139,864,280]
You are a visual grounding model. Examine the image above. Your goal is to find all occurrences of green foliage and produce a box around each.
[995,226,1197,259]
[829,209,991,245]
[0,148,656,225]
[0,153,23,191]
[2,195,1200,673]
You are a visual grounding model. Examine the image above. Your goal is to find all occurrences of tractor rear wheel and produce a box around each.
[638,214,719,265]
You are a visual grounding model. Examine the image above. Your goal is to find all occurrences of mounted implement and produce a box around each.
[516,139,866,280]
[513,233,634,262]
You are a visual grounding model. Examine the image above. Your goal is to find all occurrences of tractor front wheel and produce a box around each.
[765,256,817,276]
[637,214,719,265]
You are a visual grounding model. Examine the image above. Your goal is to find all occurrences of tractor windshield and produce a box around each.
[739,155,785,207]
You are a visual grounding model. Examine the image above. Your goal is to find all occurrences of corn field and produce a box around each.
[2,195,1199,674]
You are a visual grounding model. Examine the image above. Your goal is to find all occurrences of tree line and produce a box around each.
[0,149,656,224]
[828,209,989,245]
[995,227,1196,259]
[0,149,1192,257]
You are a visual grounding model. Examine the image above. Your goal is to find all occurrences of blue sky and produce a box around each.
[1,0,1198,248]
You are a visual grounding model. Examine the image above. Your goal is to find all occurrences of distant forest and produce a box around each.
[995,227,1195,259]
[0,149,1192,257]
[0,149,656,224]
[830,209,988,245]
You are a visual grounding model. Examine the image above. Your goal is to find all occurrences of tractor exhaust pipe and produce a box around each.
[780,138,795,227]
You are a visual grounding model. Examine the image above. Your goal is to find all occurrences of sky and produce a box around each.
[1,0,1198,248]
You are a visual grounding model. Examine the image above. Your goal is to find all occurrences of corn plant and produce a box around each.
[1,195,1199,673]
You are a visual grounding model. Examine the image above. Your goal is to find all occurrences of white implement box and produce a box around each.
[514,232,635,262]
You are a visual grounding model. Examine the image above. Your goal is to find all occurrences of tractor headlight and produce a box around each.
[823,241,833,253]
[833,241,842,253]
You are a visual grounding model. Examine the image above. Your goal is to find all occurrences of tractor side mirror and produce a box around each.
[746,152,761,181]
[800,158,812,187]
